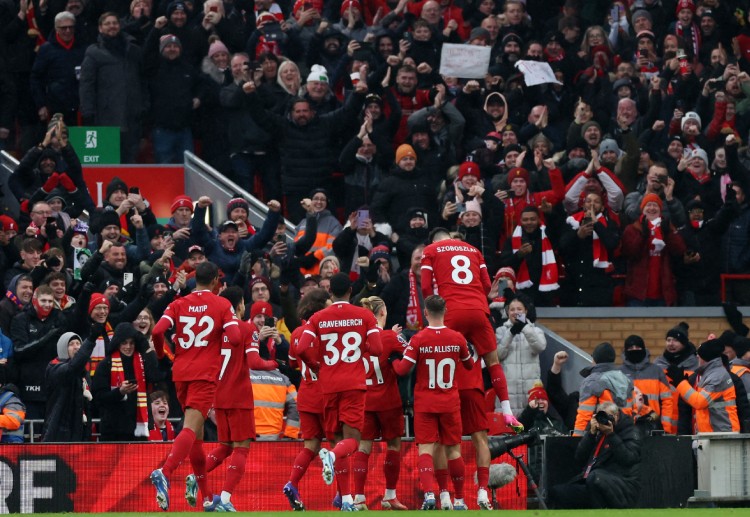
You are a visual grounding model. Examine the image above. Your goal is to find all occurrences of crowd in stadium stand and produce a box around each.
[2,0,750,508]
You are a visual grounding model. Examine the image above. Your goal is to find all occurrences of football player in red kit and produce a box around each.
[149,262,241,511]
[184,287,278,511]
[283,289,332,511]
[391,295,474,510]
[352,296,408,511]
[421,228,521,508]
[297,273,382,512]
[420,228,519,424]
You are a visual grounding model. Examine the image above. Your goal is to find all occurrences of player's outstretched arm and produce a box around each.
[152,317,172,359]
[391,356,415,377]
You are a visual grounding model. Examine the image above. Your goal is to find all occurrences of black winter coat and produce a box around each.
[370,166,439,234]
[573,412,642,508]
[42,334,95,442]
[92,324,160,440]
[30,33,86,116]
[11,308,67,403]
[248,90,365,194]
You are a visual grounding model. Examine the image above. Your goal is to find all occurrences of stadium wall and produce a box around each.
[0,441,526,513]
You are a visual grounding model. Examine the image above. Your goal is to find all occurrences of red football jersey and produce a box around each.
[364,328,406,411]
[290,324,323,413]
[402,326,472,413]
[159,290,238,381]
[454,346,484,391]
[298,301,381,395]
[420,239,492,314]
[214,320,260,409]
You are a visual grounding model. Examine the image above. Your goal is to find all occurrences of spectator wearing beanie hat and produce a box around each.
[371,140,438,234]
[518,380,568,436]
[145,29,202,165]
[226,197,258,240]
[95,176,156,243]
[391,207,429,269]
[621,190,686,307]
[669,338,740,433]
[573,342,634,436]
[620,334,674,433]
[249,299,290,365]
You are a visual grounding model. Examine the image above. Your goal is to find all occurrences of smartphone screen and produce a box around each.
[357,210,369,228]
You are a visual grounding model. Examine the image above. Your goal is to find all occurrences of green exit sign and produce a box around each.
[68,126,121,164]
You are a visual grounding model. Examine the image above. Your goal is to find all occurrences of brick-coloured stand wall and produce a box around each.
[543,317,732,358]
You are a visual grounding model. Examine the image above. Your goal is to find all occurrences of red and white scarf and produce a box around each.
[149,421,176,442]
[405,269,424,331]
[90,321,114,375]
[110,351,149,437]
[646,217,665,256]
[675,22,701,57]
[511,225,559,292]
[566,212,611,269]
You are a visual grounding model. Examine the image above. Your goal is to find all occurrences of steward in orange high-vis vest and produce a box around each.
[620,335,674,433]
[667,339,740,433]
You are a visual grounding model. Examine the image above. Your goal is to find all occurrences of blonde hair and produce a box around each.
[361,296,386,317]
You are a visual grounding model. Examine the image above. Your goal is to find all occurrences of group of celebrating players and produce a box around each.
[147,227,520,512]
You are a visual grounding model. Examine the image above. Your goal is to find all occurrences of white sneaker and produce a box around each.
[477,488,492,510]
[319,448,335,485]
[439,491,452,510]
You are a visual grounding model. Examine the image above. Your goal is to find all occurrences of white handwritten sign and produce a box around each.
[514,60,563,86]
[439,44,491,78]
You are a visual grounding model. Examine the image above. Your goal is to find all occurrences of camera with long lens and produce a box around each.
[488,429,540,459]
[594,410,614,426]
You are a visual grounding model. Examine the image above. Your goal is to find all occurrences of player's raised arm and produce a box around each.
[479,261,491,295]
[152,314,174,359]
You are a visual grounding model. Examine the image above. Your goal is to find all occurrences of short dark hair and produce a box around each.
[220,285,244,311]
[424,294,446,315]
[329,272,352,298]
[98,11,118,25]
[195,261,219,286]
[21,239,43,253]
[43,271,67,285]
[149,390,169,403]
[428,227,451,243]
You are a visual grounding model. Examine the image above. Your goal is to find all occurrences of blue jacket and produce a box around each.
[191,205,280,284]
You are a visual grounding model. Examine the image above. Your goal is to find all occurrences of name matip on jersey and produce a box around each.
[160,290,238,381]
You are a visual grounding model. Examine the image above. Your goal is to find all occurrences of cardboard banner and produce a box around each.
[82,165,185,221]
[68,127,121,165]
[514,60,563,86]
[439,44,491,78]
[0,441,526,513]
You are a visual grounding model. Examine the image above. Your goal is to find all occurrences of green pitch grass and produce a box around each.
[28,510,745,516]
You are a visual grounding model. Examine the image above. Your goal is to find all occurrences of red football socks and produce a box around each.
[383,449,401,490]
[476,466,489,491]
[335,456,351,496]
[352,451,369,495]
[448,457,465,500]
[331,438,358,459]
[189,440,211,500]
[435,468,450,493]
[162,427,195,478]
[488,363,510,401]
[206,443,233,473]
[289,447,316,486]
[223,446,249,495]
[418,454,436,494]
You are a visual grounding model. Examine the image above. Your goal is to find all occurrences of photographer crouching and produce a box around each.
[547,401,642,509]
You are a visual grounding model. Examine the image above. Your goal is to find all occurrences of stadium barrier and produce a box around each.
[0,440,527,513]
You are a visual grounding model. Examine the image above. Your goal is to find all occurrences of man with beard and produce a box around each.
[494,32,523,80]
[389,65,432,146]
[624,163,687,227]
[191,195,280,284]
[580,121,603,153]
[150,1,206,66]
[457,90,509,154]
[79,12,144,163]
[497,206,560,307]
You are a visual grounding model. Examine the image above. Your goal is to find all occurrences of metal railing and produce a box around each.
[183,151,296,239]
